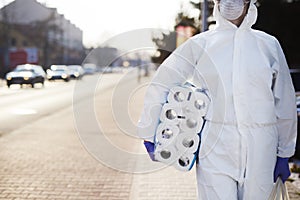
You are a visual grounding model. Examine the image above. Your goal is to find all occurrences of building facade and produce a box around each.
[0,0,84,75]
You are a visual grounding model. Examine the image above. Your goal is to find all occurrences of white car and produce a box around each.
[47,65,70,82]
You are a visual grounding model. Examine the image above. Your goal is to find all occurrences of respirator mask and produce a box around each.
[218,0,249,21]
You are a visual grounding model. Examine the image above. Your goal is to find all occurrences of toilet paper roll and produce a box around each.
[179,113,204,133]
[159,103,184,124]
[155,123,180,145]
[167,86,193,103]
[154,144,179,164]
[173,153,197,171]
[176,132,200,154]
[191,91,210,116]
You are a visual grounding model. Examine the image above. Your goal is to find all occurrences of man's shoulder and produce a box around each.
[191,30,216,40]
[250,29,284,59]
[186,30,216,46]
[251,29,277,43]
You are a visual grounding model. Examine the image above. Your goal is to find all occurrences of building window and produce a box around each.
[11,38,17,46]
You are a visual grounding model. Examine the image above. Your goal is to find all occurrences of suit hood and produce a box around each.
[213,1,258,30]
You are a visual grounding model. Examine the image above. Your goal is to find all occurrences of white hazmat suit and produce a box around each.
[138,1,297,200]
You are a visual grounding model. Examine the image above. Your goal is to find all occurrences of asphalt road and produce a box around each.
[0,72,122,135]
[0,81,72,135]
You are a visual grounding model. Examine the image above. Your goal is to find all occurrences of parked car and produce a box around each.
[47,65,70,82]
[6,64,46,88]
[67,65,84,79]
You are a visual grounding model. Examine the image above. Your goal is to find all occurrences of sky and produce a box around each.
[1,0,199,47]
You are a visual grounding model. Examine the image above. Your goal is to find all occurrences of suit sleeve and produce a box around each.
[137,39,200,142]
[273,39,297,158]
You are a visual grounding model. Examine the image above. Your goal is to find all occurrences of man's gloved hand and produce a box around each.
[274,157,291,183]
[143,141,156,161]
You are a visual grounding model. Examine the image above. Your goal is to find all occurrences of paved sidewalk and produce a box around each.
[0,73,300,200]
[0,106,136,200]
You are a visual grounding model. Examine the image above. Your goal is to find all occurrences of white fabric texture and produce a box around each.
[138,1,297,199]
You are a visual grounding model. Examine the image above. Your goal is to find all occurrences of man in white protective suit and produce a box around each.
[138,0,297,199]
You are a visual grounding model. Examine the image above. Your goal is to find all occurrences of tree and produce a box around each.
[151,0,218,65]
[189,0,215,32]
[29,11,63,68]
[12,9,64,68]
[151,31,177,65]
[152,10,199,65]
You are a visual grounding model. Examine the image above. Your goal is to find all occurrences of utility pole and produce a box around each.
[201,0,208,32]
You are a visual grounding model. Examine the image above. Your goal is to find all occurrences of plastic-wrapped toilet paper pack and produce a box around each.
[153,82,210,171]
[155,122,180,145]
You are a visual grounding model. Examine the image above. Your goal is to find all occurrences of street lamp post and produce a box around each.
[201,0,208,32]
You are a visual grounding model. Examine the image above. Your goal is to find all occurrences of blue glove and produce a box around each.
[143,141,156,161]
[274,157,291,183]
